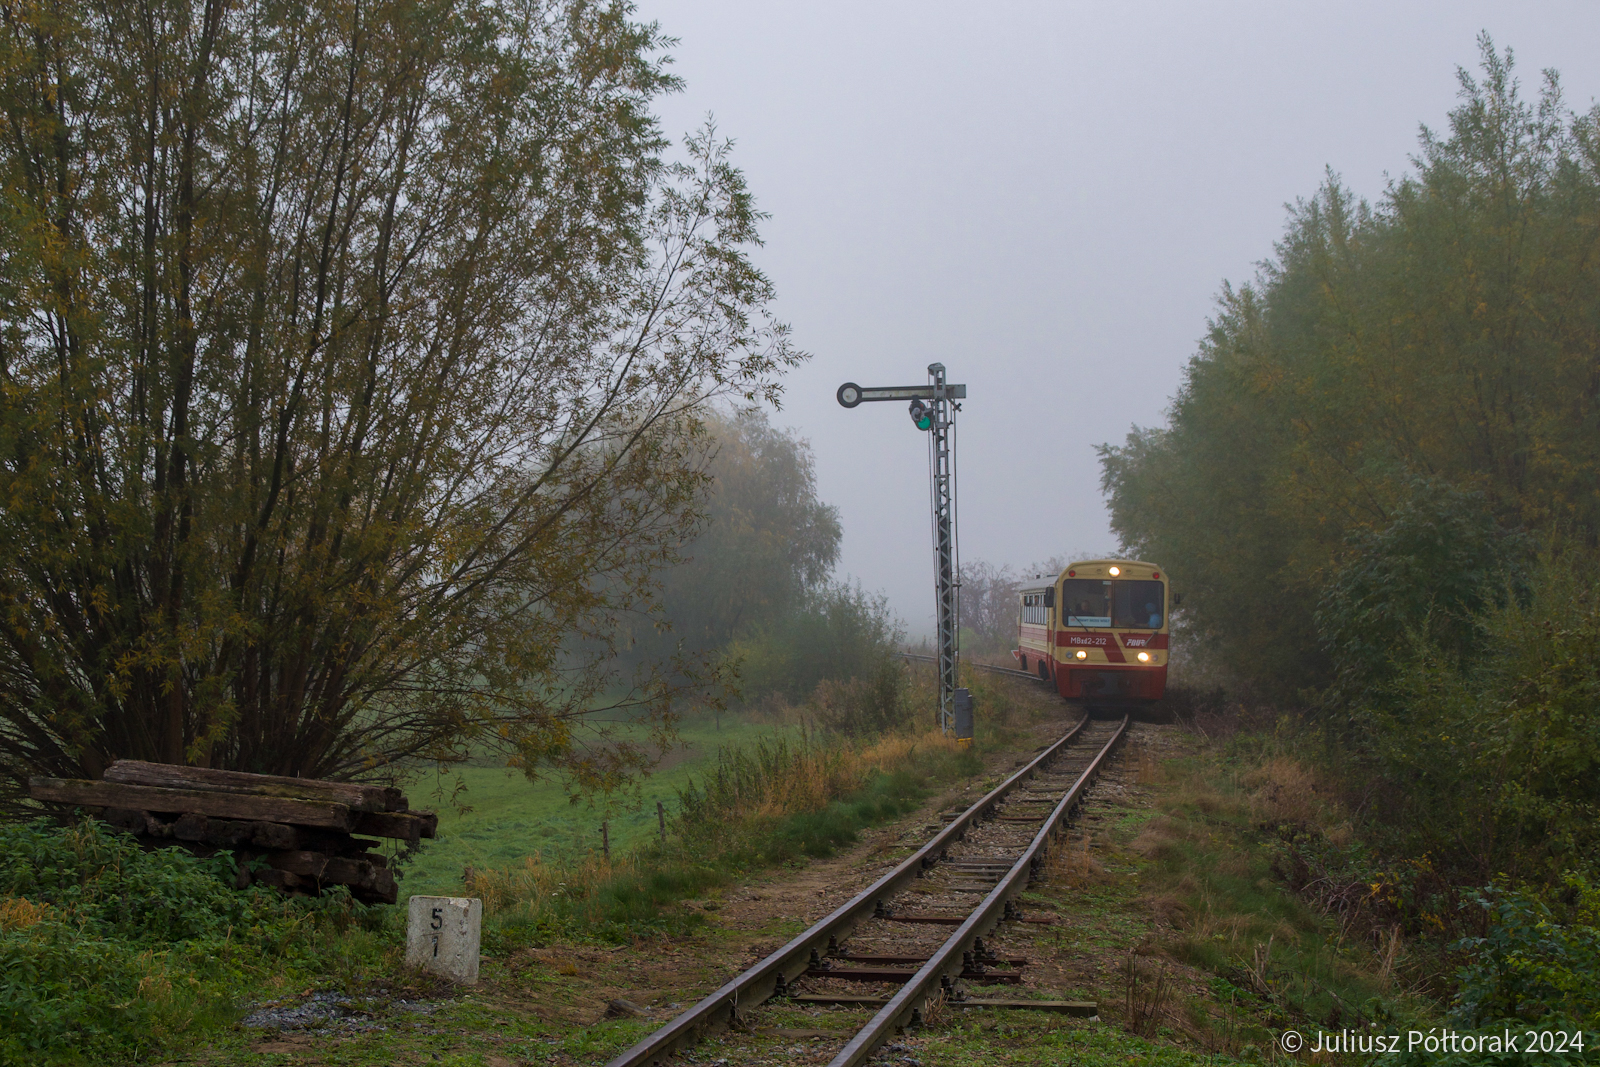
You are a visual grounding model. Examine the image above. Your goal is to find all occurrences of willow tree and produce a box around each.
[0,0,798,795]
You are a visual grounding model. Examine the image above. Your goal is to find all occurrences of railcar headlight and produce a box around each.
[1108,566,1121,576]
[1075,650,1088,660]
[1137,651,1151,663]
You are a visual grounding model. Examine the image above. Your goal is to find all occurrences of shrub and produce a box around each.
[730,581,903,704]
[1356,547,1600,889]
[1453,874,1600,1031]
[0,819,388,1066]
[0,819,254,943]
[805,659,909,737]
[1315,476,1528,706]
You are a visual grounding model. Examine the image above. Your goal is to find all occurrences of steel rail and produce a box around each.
[827,714,1130,1067]
[602,714,1094,1067]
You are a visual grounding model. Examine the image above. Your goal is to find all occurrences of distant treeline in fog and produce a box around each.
[620,408,906,726]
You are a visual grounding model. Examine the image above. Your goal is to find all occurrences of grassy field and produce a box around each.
[399,715,798,898]
[399,661,1034,900]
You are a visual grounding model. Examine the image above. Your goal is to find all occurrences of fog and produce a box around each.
[634,0,1600,637]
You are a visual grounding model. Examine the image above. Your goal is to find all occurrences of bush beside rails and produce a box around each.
[1293,546,1600,1038]
[1453,876,1600,1035]
[728,582,904,708]
[1346,546,1600,894]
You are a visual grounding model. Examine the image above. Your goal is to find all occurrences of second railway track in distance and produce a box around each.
[898,650,1039,682]
[606,714,1131,1067]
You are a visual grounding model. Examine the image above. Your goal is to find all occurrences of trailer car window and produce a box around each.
[1021,593,1048,625]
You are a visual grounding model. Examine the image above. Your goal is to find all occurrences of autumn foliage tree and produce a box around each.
[1101,38,1600,698]
[1098,39,1600,900]
[0,0,798,797]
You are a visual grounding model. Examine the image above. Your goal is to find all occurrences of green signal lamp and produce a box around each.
[908,398,933,431]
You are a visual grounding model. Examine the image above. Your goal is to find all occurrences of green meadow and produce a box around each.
[398,714,799,897]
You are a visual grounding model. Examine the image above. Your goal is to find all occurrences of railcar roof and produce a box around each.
[1065,558,1158,570]
[1018,559,1164,594]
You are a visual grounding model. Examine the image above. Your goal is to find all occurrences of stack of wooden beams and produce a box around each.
[29,761,437,905]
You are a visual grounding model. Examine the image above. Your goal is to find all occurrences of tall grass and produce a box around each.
[677,729,950,826]
[463,726,979,944]
[1133,743,1431,1046]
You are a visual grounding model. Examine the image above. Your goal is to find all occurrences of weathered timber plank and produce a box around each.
[29,778,354,830]
[267,851,373,886]
[253,869,304,891]
[268,850,329,878]
[161,812,304,850]
[172,812,212,841]
[103,760,404,812]
[249,822,301,850]
[357,867,398,905]
[266,851,393,900]
[323,856,374,887]
[352,810,436,842]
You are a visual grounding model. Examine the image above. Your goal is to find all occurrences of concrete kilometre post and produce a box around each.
[406,895,482,984]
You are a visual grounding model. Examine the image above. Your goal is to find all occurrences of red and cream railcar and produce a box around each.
[1014,558,1168,706]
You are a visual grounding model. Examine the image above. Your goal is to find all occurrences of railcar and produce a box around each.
[1013,558,1168,707]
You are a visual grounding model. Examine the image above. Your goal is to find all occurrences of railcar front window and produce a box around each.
[1062,578,1165,628]
[1063,580,1111,627]
[1113,580,1165,629]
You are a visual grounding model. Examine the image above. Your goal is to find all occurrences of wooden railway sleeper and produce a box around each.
[804,965,1021,984]
[827,952,1027,967]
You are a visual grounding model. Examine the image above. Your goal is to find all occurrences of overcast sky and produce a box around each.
[635,0,1600,637]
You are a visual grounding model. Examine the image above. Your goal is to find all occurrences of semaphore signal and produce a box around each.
[836,363,968,736]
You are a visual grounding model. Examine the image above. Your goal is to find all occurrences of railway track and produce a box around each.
[605,714,1130,1067]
